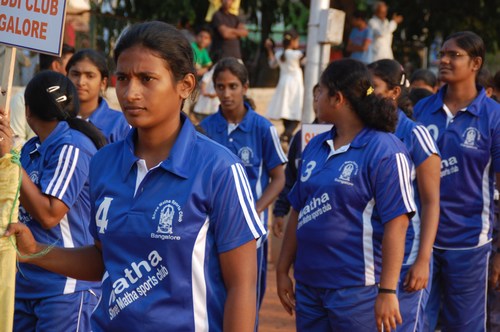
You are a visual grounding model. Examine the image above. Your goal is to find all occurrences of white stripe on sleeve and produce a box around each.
[396,153,416,212]
[57,147,80,200]
[236,164,265,233]
[413,125,439,156]
[270,126,288,162]
[46,144,69,194]
[231,164,264,237]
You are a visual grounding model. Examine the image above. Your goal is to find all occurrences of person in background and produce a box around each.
[410,69,438,93]
[369,59,441,332]
[66,49,130,143]
[193,63,219,122]
[368,1,403,61]
[476,68,495,98]
[10,44,76,147]
[1,71,106,332]
[3,21,263,332]
[265,29,305,143]
[272,84,320,238]
[210,0,248,61]
[277,58,414,331]
[200,57,286,311]
[346,10,373,64]
[492,70,500,102]
[191,25,213,79]
[413,31,500,332]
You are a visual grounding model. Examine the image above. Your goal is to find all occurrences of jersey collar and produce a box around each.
[323,126,374,151]
[87,98,108,124]
[214,102,255,133]
[431,85,486,116]
[29,121,70,158]
[121,113,195,180]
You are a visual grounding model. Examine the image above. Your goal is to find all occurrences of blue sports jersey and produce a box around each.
[394,109,440,264]
[288,127,415,289]
[200,103,287,226]
[16,121,100,299]
[414,86,500,249]
[88,98,130,143]
[88,114,265,331]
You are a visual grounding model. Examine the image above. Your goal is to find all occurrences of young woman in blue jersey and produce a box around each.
[0,71,106,331]
[368,59,441,332]
[413,31,500,332]
[199,57,287,309]
[276,58,416,332]
[3,21,264,331]
[66,49,130,143]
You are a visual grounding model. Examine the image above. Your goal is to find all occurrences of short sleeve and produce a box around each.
[366,28,374,41]
[211,12,223,29]
[210,162,266,253]
[373,152,416,223]
[262,125,288,172]
[409,124,440,168]
[39,144,90,209]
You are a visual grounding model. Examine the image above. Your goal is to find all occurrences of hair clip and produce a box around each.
[284,34,292,40]
[55,95,67,103]
[366,86,374,96]
[46,86,60,93]
[400,73,406,86]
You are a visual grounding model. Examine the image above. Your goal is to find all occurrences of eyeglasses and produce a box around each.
[437,51,469,60]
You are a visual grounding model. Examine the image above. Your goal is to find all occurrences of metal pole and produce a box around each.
[302,0,330,124]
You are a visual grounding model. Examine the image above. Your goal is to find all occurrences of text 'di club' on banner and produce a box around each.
[0,0,68,55]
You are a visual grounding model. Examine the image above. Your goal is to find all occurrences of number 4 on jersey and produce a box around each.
[96,197,113,234]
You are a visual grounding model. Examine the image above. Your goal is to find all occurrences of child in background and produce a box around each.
[346,10,373,64]
[191,25,213,79]
[265,29,305,143]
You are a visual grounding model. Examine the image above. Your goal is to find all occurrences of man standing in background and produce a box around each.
[210,0,248,61]
[368,1,403,61]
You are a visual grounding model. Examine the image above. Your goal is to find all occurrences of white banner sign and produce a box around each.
[0,0,68,55]
[301,124,333,151]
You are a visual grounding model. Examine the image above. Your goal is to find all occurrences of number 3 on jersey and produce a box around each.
[96,197,113,234]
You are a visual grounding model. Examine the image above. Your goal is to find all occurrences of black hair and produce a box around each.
[368,59,413,118]
[39,44,76,71]
[24,71,106,149]
[196,24,212,37]
[410,69,437,88]
[444,31,485,70]
[312,83,320,94]
[114,21,195,83]
[213,57,248,86]
[66,49,110,82]
[409,88,433,106]
[280,29,299,62]
[321,59,397,132]
[476,68,494,89]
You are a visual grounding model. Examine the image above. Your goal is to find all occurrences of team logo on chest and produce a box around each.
[238,146,254,165]
[151,200,183,241]
[461,127,480,149]
[335,161,359,186]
